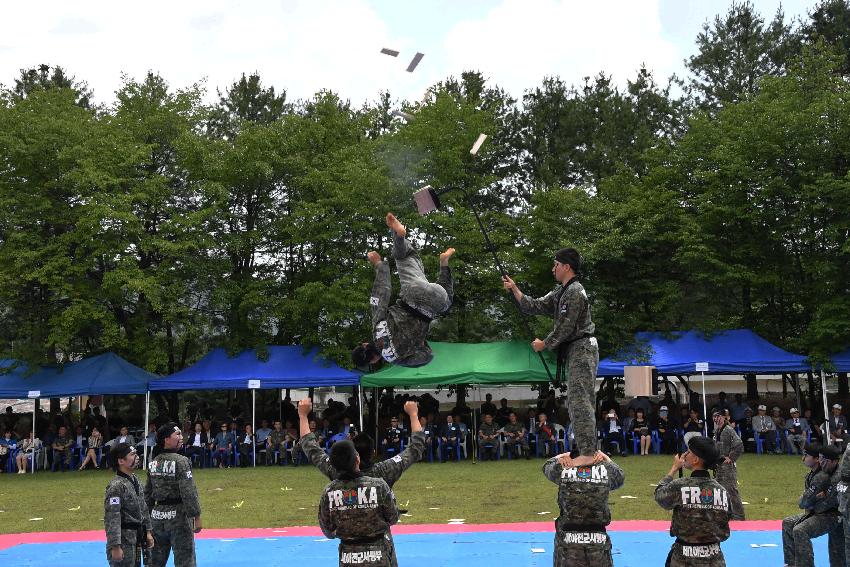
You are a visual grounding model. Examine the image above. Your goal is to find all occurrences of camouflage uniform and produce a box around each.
[318,474,399,567]
[502,422,529,457]
[144,450,202,567]
[840,444,850,565]
[267,428,286,464]
[543,457,624,566]
[713,424,745,520]
[655,470,730,566]
[301,431,426,487]
[104,471,151,567]
[478,422,500,460]
[785,465,846,567]
[519,278,597,456]
[369,233,453,368]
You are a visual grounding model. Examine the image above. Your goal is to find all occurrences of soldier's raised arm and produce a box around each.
[655,454,686,510]
[298,398,337,480]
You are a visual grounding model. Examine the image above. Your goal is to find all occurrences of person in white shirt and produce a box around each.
[753,404,778,454]
[184,422,208,466]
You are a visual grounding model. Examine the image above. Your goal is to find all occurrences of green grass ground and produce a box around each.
[0,453,805,534]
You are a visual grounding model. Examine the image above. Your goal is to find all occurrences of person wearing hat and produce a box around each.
[600,409,626,457]
[711,412,745,520]
[144,423,202,567]
[352,213,455,369]
[502,248,598,459]
[318,439,399,566]
[654,406,676,454]
[782,444,844,567]
[544,449,624,566]
[104,443,154,567]
[785,408,811,455]
[753,404,778,454]
[828,404,847,452]
[654,436,730,566]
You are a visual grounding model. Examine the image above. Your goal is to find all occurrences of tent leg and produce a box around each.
[252,389,257,468]
[471,386,478,464]
[374,388,380,445]
[821,369,831,445]
[31,401,36,474]
[700,372,708,436]
[357,385,364,433]
[143,391,150,470]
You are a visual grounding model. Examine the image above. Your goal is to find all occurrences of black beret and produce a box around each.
[687,435,721,468]
[330,440,357,473]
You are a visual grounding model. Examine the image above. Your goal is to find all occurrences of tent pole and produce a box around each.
[821,369,831,445]
[700,372,708,436]
[471,385,478,464]
[252,389,257,468]
[31,400,36,474]
[374,388,380,444]
[143,391,150,470]
[357,385,364,433]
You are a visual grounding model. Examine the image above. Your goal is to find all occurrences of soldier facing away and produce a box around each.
[318,440,400,567]
[543,450,625,566]
[712,411,745,520]
[352,213,454,369]
[144,423,202,567]
[654,436,730,567]
[503,248,598,456]
[104,443,154,567]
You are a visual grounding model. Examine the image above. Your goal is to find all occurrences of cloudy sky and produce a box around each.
[0,0,817,107]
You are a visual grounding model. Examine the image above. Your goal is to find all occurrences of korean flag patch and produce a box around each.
[186,470,193,479]
[370,296,380,306]
[109,497,121,506]
[391,455,403,463]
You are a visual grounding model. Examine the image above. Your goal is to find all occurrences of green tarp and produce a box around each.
[360,341,556,387]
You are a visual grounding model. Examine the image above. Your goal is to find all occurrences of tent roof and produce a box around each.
[0,353,154,398]
[361,341,555,387]
[597,329,810,376]
[828,349,850,373]
[148,346,359,391]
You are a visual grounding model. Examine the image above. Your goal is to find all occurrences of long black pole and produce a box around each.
[467,199,555,383]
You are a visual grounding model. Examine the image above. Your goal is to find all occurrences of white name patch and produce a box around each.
[341,550,383,563]
[151,509,178,520]
[109,497,120,506]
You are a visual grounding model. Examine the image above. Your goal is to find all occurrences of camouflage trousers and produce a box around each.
[149,509,196,567]
[338,532,397,567]
[392,233,450,318]
[843,509,850,567]
[664,542,725,567]
[553,531,612,567]
[782,512,844,567]
[715,463,745,520]
[106,542,139,567]
[564,337,599,456]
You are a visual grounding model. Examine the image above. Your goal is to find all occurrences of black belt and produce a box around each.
[154,498,182,505]
[341,534,384,545]
[121,522,142,530]
[397,301,434,322]
[558,522,607,533]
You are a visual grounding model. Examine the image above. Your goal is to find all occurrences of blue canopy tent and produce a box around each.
[0,353,156,473]
[828,349,850,373]
[147,346,360,467]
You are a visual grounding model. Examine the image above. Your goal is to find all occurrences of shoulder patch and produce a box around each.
[391,455,402,463]
[109,496,120,505]
[186,470,193,479]
[370,296,380,306]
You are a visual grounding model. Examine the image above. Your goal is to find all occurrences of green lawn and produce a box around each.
[0,453,805,534]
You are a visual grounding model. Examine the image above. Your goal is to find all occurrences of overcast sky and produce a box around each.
[0,0,817,107]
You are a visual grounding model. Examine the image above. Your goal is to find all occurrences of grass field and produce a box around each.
[0,453,806,534]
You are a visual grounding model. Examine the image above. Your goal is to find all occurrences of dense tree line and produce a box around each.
[2,0,850,392]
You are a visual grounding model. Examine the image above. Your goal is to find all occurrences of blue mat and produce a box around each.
[0,530,830,566]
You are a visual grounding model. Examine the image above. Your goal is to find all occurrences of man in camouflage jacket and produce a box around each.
[712,412,745,520]
[104,443,153,567]
[544,450,624,566]
[144,423,202,567]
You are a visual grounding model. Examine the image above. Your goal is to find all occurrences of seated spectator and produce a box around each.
[2,406,16,432]
[738,407,755,448]
[0,430,15,471]
[770,407,788,452]
[255,419,271,462]
[339,416,357,439]
[136,423,157,456]
[382,417,404,456]
[73,425,86,451]
[477,413,499,461]
[455,413,469,451]
[480,394,497,420]
[627,395,652,418]
[309,419,324,447]
[503,412,529,459]
[711,391,731,416]
[785,407,810,455]
[621,408,635,436]
[753,404,778,453]
[682,409,705,447]
[806,408,825,445]
[266,420,286,464]
[495,398,513,427]
[78,426,103,470]
[212,423,234,468]
[828,404,847,452]
[439,414,462,460]
[420,415,438,458]
[110,426,135,449]
[730,394,749,423]
[632,408,651,455]
[654,406,676,454]
[52,425,73,471]
[184,422,207,465]
[238,424,254,467]
[535,412,556,457]
[15,431,39,473]
[601,409,626,456]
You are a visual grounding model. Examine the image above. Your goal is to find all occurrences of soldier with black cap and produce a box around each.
[784,443,846,567]
[654,436,730,566]
[502,248,598,458]
[104,443,154,567]
[318,439,399,567]
[712,411,745,520]
[544,449,624,566]
[144,423,202,567]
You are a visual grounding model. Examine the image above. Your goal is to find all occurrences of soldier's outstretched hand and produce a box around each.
[298,398,312,417]
[367,251,381,266]
[403,401,419,416]
[502,275,516,291]
[111,547,124,562]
